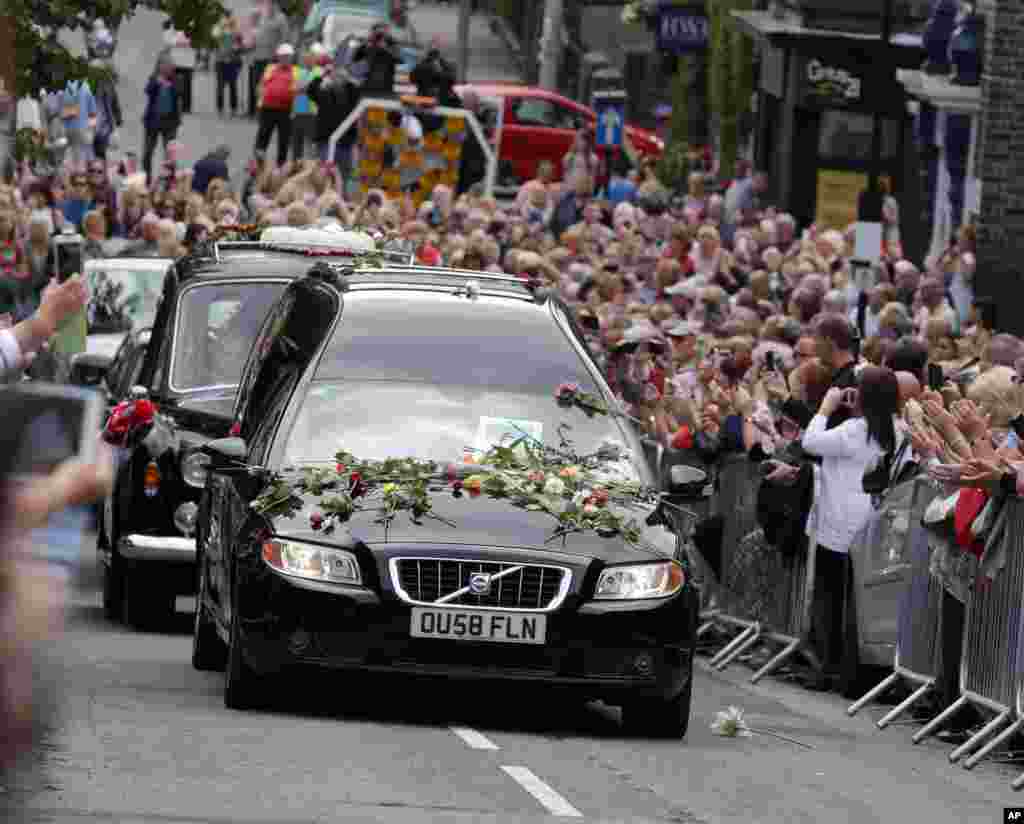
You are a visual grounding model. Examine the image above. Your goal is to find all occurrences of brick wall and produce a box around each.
[975,0,1024,331]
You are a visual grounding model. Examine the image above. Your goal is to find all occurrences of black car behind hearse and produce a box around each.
[97,229,393,629]
[192,262,704,737]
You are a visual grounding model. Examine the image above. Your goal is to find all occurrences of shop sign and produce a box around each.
[656,7,710,54]
[802,58,864,108]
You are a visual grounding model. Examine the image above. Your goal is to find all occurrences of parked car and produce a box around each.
[192,264,700,736]
[456,83,665,185]
[97,239,374,629]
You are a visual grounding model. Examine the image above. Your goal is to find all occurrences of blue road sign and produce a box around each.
[594,100,625,149]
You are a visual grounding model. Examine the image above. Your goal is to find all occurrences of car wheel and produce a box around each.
[621,670,693,739]
[192,562,227,672]
[123,572,176,631]
[101,561,124,622]
[224,589,263,711]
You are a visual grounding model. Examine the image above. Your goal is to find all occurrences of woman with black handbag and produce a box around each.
[801,367,902,690]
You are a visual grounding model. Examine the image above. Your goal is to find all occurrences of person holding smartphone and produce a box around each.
[801,367,902,690]
[0,433,112,777]
[0,278,88,383]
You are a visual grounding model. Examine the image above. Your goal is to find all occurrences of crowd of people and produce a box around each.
[4,0,1024,768]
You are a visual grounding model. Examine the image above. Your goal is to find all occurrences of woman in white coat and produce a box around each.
[801,366,901,686]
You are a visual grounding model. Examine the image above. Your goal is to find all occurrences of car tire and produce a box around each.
[224,589,263,711]
[192,563,227,672]
[101,561,124,622]
[621,670,693,739]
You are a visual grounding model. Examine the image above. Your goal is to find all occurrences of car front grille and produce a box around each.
[392,558,570,611]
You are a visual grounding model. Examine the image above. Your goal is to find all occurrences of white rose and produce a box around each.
[543,477,566,496]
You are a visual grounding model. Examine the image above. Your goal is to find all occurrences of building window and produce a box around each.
[510,98,576,130]
[818,111,900,163]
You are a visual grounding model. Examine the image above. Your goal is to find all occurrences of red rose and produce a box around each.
[671,425,694,451]
[132,398,156,424]
[229,421,242,437]
[590,488,610,507]
[336,463,347,475]
[310,512,324,531]
[349,472,367,498]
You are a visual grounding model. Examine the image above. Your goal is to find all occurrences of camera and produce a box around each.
[52,231,84,283]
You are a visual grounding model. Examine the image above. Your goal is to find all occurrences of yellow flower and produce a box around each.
[382,482,398,495]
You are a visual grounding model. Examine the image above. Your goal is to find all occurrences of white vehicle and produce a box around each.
[81,257,172,361]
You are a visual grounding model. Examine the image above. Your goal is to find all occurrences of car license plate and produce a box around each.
[410,608,546,645]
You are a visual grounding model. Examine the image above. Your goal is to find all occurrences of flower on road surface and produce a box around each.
[711,706,752,738]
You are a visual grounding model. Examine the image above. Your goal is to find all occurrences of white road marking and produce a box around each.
[501,765,583,818]
[449,725,499,750]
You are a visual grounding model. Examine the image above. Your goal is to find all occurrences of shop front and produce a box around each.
[733,9,926,255]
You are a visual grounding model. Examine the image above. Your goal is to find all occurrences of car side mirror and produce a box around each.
[70,353,113,387]
[201,437,248,468]
[640,437,664,480]
[667,464,710,497]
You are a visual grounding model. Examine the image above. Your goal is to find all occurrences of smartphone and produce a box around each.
[0,382,103,572]
[928,363,945,392]
[53,232,85,283]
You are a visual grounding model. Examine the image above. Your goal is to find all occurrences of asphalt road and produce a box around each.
[0,541,1018,824]
[75,0,520,188]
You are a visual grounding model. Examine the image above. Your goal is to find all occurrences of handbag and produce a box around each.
[863,436,911,499]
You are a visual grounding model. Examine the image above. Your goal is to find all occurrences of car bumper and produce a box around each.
[236,566,697,701]
[119,534,196,563]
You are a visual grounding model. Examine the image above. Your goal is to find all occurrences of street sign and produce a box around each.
[592,91,626,150]
[655,5,710,55]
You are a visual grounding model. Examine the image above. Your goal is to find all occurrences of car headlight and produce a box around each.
[594,561,684,600]
[181,450,211,488]
[262,539,362,585]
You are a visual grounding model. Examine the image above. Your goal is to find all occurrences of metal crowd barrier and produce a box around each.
[848,477,944,725]
[912,495,1024,770]
[698,455,820,683]
[689,446,1024,783]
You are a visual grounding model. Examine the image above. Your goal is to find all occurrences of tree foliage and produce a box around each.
[707,0,754,182]
[655,56,693,192]
[6,0,227,96]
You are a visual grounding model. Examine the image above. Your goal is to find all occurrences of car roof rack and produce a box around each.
[305,261,552,302]
[211,240,414,266]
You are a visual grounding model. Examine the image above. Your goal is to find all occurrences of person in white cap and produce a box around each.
[290,43,327,161]
[255,43,299,167]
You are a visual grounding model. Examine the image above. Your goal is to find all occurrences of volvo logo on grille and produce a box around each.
[468,572,492,595]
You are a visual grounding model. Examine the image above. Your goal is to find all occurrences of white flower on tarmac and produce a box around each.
[710,706,752,738]
[543,476,566,496]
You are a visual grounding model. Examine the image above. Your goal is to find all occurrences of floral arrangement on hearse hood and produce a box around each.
[250,384,654,544]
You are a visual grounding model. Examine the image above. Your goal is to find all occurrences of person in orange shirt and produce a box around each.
[255,43,299,167]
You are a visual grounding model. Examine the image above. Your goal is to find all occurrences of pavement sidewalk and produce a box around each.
[696,655,1024,805]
